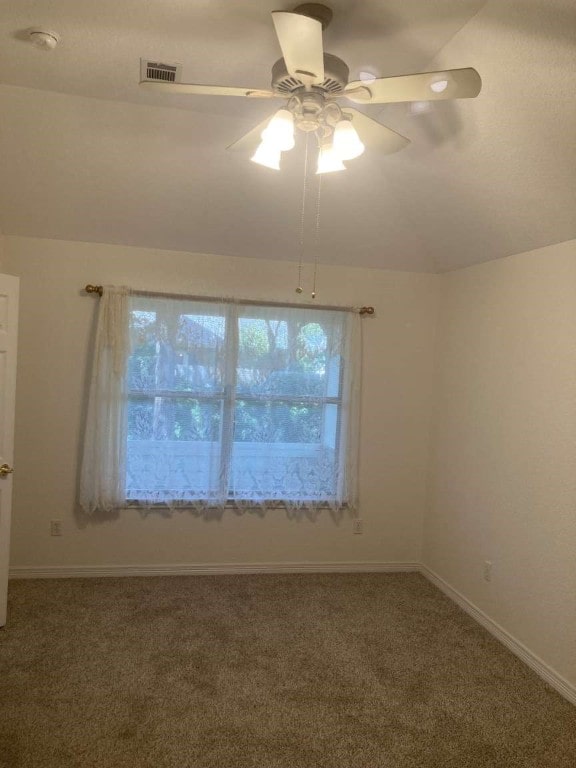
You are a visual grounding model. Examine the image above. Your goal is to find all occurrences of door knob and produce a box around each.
[0,464,14,477]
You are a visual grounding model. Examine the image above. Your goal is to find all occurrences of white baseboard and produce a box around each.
[420,565,576,707]
[9,561,420,579]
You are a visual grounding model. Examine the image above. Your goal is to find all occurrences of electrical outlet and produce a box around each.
[50,519,63,537]
[353,519,363,535]
[483,560,492,582]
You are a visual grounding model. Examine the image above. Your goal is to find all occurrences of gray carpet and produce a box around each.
[1,573,574,768]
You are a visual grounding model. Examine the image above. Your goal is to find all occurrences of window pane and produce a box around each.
[322,403,340,451]
[127,396,154,441]
[128,396,221,441]
[233,399,322,443]
[175,314,226,392]
[128,303,226,394]
[229,441,339,503]
[236,314,337,398]
[128,310,157,391]
[126,396,223,503]
[230,399,338,502]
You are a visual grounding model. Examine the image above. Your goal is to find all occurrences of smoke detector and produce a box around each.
[28,29,60,50]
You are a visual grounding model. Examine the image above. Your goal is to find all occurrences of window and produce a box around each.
[80,289,360,514]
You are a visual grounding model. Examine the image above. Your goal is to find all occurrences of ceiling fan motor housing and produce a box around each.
[291,91,326,132]
[271,53,349,96]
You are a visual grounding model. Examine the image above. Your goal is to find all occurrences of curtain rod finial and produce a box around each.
[359,306,374,316]
[85,284,103,297]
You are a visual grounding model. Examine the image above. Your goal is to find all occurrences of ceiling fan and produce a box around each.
[140,3,482,173]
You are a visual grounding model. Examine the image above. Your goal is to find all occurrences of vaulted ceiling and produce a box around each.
[0,0,574,272]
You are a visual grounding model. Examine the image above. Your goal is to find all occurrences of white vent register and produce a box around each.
[140,59,182,83]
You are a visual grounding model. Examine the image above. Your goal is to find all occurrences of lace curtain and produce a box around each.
[80,286,130,513]
[80,290,361,514]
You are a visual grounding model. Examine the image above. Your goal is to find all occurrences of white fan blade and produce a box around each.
[226,115,275,153]
[345,109,410,154]
[271,11,324,84]
[140,81,277,98]
[344,68,482,104]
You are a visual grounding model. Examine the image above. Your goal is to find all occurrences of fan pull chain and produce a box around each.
[296,134,311,295]
[311,172,323,299]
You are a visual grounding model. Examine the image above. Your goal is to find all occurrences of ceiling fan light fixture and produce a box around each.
[251,141,282,170]
[140,8,482,172]
[261,108,295,152]
[316,144,346,174]
[333,119,365,160]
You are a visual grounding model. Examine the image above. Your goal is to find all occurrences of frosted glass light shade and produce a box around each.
[316,145,346,174]
[251,141,281,170]
[333,120,365,160]
[261,109,295,152]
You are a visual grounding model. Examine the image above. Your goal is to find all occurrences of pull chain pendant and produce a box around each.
[311,172,322,300]
[295,134,310,295]
[294,133,323,300]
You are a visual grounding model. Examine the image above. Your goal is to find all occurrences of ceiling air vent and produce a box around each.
[140,59,182,83]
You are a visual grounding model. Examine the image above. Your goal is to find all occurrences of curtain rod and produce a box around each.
[84,285,375,316]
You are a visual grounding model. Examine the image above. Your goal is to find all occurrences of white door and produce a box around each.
[0,274,19,626]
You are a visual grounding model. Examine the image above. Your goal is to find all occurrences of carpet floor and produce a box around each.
[1,573,574,768]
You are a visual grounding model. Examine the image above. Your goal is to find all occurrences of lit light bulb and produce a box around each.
[430,75,449,93]
[316,144,346,174]
[333,119,365,161]
[251,141,281,170]
[410,101,431,115]
[261,109,295,152]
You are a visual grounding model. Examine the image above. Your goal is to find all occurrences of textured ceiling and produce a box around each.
[0,0,575,272]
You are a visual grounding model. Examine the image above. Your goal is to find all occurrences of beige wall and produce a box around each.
[424,240,576,688]
[8,233,575,690]
[4,236,438,569]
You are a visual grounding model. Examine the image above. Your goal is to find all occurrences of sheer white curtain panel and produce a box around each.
[80,286,130,513]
